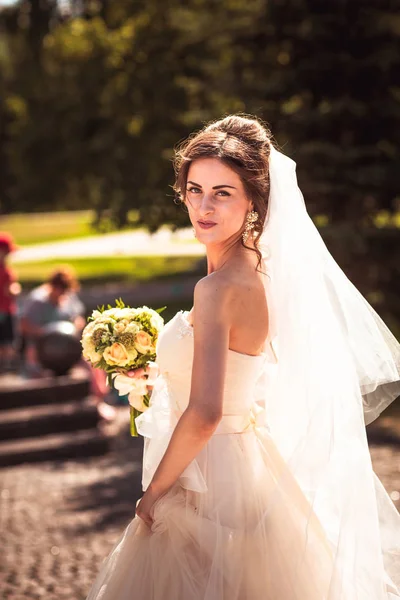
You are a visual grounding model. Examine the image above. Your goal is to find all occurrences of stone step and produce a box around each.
[0,428,110,468]
[0,372,91,410]
[0,397,100,441]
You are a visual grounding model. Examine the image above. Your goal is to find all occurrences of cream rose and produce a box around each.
[134,330,153,354]
[125,322,140,335]
[103,342,131,367]
[113,320,128,334]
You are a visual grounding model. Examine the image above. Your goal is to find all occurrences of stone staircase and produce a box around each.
[0,370,111,467]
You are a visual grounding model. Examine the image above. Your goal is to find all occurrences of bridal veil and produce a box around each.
[256,144,400,597]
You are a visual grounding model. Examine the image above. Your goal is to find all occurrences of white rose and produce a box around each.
[82,320,95,336]
[81,338,102,364]
[116,307,138,319]
[124,321,140,335]
[100,308,119,319]
[94,316,115,328]
[90,309,103,320]
[149,312,164,332]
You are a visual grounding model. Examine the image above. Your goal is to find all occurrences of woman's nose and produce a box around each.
[198,193,215,216]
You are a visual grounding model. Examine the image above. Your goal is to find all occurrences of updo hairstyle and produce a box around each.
[172,114,273,272]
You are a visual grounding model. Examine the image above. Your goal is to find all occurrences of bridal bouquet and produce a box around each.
[80,299,165,436]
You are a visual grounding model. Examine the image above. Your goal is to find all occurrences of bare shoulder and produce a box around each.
[194,271,232,312]
[192,272,232,334]
[193,264,268,355]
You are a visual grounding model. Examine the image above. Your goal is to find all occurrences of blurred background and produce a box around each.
[0,1,399,599]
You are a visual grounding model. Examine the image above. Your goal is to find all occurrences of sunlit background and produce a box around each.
[0,2,399,599]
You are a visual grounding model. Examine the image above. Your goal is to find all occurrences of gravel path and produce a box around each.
[1,410,399,600]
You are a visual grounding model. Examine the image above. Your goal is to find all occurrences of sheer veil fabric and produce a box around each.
[257,144,400,597]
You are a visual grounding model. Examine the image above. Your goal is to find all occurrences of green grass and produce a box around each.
[2,210,140,246]
[13,255,204,288]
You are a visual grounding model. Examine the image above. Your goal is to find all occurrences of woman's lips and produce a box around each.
[198,221,216,230]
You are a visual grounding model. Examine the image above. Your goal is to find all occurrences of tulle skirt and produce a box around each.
[85,422,400,600]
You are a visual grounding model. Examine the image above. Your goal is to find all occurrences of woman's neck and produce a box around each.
[205,240,257,275]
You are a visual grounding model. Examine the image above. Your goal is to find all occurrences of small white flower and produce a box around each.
[90,309,103,320]
[112,372,139,395]
[128,393,148,412]
[112,373,149,411]
[150,312,164,331]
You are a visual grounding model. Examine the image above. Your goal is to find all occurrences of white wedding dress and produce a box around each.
[86,309,400,600]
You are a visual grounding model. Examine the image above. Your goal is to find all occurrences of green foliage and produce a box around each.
[1,0,398,229]
[1,0,399,328]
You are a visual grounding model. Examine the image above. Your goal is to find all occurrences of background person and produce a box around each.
[20,266,116,420]
[20,266,86,375]
[0,232,21,372]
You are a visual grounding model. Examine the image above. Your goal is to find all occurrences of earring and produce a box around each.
[192,227,197,238]
[242,210,258,242]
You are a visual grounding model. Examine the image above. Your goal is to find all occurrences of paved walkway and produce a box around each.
[1,410,399,600]
[11,227,205,263]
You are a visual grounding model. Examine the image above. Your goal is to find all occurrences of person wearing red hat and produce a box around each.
[0,232,21,371]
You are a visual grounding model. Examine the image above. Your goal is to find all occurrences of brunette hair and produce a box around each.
[172,114,274,272]
[47,266,80,292]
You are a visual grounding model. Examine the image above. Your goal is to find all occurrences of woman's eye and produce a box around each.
[186,187,230,197]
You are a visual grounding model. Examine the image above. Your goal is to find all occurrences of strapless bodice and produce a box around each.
[136,309,275,492]
[156,310,267,417]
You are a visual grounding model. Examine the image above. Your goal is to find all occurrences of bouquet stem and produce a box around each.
[130,407,140,437]
[129,394,150,437]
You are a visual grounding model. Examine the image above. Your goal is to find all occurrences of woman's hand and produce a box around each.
[135,485,163,528]
[126,362,159,391]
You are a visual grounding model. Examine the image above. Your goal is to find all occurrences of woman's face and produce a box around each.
[185,158,252,245]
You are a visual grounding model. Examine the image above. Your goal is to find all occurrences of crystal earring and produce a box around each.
[242,210,258,242]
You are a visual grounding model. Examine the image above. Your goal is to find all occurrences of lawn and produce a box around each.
[13,255,204,287]
[2,210,140,246]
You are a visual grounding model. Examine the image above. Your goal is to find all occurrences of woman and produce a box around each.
[86,115,400,599]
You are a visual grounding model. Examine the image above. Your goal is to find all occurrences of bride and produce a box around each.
[86,115,400,599]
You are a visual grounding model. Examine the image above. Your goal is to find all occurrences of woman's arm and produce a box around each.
[136,275,232,526]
